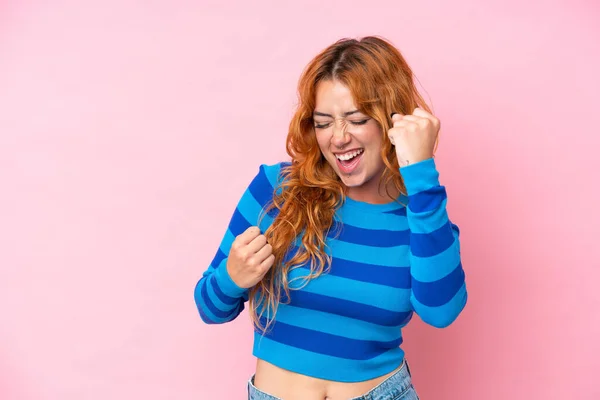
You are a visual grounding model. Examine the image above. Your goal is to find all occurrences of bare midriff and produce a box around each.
[252,358,403,400]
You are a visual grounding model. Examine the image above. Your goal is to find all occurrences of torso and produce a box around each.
[253,358,403,400]
[249,163,413,391]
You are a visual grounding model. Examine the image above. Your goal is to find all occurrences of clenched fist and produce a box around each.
[389,107,440,167]
[226,226,275,289]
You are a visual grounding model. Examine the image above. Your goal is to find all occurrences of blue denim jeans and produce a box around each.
[248,359,419,400]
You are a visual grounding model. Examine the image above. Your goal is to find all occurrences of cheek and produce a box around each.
[362,129,384,161]
[357,126,383,149]
[371,129,384,149]
[315,131,331,153]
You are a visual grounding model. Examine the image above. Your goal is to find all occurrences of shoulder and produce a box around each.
[247,161,291,202]
[256,161,291,188]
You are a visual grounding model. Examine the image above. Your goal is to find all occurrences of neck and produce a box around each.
[346,178,400,205]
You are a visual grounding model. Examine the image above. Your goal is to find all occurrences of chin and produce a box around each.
[335,169,368,187]
[339,176,363,187]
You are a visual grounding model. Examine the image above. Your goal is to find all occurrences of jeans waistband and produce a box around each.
[248,359,414,400]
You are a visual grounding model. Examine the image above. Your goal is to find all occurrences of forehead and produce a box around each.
[314,80,359,112]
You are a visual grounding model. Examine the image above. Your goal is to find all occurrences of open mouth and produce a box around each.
[335,149,364,173]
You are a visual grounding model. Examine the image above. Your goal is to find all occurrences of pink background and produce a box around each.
[1,1,599,399]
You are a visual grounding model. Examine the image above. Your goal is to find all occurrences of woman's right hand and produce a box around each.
[226,226,275,289]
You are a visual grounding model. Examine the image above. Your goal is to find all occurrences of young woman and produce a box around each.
[194,36,468,400]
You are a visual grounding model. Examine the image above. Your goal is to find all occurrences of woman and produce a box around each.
[194,36,468,400]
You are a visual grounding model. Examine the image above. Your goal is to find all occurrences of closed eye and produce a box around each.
[314,118,370,129]
[314,122,332,129]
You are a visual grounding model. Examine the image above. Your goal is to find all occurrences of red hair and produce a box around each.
[250,36,436,333]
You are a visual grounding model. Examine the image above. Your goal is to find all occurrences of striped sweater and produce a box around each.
[194,157,467,382]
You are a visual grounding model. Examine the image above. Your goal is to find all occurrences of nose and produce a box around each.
[331,119,351,149]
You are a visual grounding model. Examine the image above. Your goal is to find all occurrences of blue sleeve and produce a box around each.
[193,162,284,324]
[400,158,468,328]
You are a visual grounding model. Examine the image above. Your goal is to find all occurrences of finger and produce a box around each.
[392,119,419,130]
[388,127,405,145]
[390,113,404,122]
[412,107,432,117]
[247,233,268,254]
[237,226,261,245]
[254,242,273,264]
[412,107,437,124]
[398,115,422,123]
[259,254,276,275]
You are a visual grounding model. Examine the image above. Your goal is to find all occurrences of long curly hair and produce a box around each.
[249,36,437,333]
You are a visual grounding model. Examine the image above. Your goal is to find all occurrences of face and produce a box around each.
[313,80,388,203]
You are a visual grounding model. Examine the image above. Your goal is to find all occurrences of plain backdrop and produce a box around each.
[1,1,599,399]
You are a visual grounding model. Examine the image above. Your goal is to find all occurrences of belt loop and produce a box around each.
[405,359,412,377]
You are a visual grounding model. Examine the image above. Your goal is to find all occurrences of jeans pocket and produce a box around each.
[392,384,419,400]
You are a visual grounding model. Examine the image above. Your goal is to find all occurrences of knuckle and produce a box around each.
[240,250,251,262]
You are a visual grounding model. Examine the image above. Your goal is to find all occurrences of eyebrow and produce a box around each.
[313,110,361,118]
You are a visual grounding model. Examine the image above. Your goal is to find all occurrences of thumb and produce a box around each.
[390,112,404,127]
[390,112,404,121]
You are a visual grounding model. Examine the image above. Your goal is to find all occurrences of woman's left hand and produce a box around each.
[388,107,440,167]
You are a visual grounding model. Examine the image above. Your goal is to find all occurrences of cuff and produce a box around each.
[213,258,248,298]
[399,157,440,195]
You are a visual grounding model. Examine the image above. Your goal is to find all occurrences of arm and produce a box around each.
[193,163,282,324]
[400,157,468,328]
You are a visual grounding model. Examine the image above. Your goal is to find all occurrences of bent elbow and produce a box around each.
[414,289,468,328]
